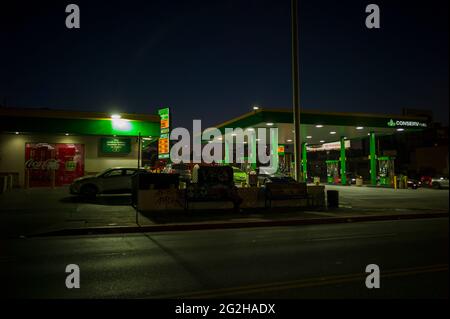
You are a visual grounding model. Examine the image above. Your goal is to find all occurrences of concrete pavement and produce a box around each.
[0,185,448,238]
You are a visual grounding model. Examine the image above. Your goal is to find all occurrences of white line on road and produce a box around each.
[309,233,397,242]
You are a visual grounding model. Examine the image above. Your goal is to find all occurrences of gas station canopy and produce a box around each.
[216,108,429,145]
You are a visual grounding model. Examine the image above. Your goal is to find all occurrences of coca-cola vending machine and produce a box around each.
[25,143,85,187]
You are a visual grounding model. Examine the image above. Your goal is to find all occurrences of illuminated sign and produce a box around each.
[158,108,170,159]
[387,119,427,128]
[100,137,131,154]
[307,140,351,152]
[277,145,285,155]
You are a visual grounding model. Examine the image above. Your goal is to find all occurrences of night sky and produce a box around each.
[1,0,448,129]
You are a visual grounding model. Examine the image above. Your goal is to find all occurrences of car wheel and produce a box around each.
[80,184,98,198]
[432,182,441,189]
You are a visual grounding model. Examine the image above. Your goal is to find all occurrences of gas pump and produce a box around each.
[378,156,395,186]
[326,160,340,184]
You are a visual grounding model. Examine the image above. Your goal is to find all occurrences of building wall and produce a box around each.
[0,133,140,187]
[410,145,449,176]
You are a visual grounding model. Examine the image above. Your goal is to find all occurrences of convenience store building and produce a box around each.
[0,107,160,187]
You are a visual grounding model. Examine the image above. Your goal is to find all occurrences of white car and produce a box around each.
[431,176,449,189]
[70,167,146,197]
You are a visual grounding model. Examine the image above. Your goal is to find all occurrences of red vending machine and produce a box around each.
[25,143,85,187]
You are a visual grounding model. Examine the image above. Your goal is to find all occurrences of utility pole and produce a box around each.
[291,0,302,181]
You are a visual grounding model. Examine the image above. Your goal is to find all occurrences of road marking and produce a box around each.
[154,264,448,299]
[309,233,397,241]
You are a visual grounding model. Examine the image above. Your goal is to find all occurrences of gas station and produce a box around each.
[216,108,429,187]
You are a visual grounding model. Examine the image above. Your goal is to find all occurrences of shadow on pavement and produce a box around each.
[138,208,317,225]
[60,195,132,206]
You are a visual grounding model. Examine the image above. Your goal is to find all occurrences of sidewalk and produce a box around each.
[0,186,448,238]
[31,208,448,237]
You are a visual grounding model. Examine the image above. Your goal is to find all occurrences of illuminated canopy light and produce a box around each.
[397,128,405,131]
[306,136,312,139]
[287,139,293,142]
[315,125,323,128]
[330,131,336,135]
[112,118,132,131]
[320,140,325,143]
[111,114,121,119]
[253,106,259,110]
[15,132,19,135]
[65,133,69,136]
[356,126,364,130]
[266,123,274,126]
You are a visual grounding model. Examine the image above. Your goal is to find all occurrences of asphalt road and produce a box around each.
[0,218,448,299]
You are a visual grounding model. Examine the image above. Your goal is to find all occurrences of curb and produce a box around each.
[29,211,449,238]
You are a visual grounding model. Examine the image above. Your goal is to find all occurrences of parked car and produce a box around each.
[232,166,247,184]
[257,167,296,185]
[407,178,421,189]
[346,173,360,185]
[430,176,449,189]
[163,163,192,182]
[70,167,146,197]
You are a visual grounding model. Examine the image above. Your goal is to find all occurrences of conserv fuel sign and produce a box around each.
[387,119,427,128]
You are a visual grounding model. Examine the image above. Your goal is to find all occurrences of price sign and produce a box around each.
[158,108,170,159]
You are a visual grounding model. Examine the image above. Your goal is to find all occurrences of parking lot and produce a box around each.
[327,185,449,212]
[0,184,448,238]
